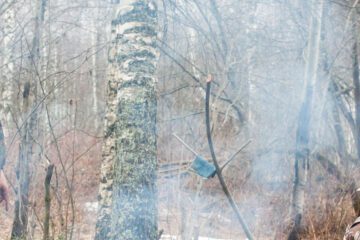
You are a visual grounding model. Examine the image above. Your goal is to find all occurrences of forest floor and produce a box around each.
[0,132,356,239]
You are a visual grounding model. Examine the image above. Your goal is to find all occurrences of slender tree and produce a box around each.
[288,0,324,239]
[352,10,360,162]
[95,0,159,239]
[347,5,360,218]
[11,0,47,238]
[0,1,15,207]
[0,0,15,124]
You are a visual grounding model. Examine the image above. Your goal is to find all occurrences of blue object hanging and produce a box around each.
[190,155,216,178]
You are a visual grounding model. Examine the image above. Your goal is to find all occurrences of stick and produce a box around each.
[172,133,199,156]
[43,164,54,240]
[220,140,252,172]
[205,76,254,240]
[157,229,164,240]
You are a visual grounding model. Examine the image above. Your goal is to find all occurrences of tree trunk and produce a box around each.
[0,0,15,171]
[43,164,54,240]
[91,15,100,129]
[348,7,360,218]
[288,0,324,239]
[352,11,360,162]
[11,83,34,239]
[95,1,158,239]
[0,0,15,125]
[11,0,46,238]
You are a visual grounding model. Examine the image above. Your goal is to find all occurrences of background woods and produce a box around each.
[0,0,360,239]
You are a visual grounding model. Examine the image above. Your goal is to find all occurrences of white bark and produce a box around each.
[0,0,15,124]
[91,17,100,128]
[289,0,324,239]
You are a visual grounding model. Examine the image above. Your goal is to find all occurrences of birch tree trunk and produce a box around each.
[91,16,100,129]
[288,0,324,239]
[0,0,15,129]
[95,1,158,239]
[0,0,15,175]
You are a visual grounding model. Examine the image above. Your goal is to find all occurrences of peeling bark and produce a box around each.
[95,1,158,239]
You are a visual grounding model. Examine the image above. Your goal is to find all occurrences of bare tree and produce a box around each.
[11,0,47,238]
[0,0,15,125]
[288,0,324,239]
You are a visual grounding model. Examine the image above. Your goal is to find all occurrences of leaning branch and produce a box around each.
[205,76,254,240]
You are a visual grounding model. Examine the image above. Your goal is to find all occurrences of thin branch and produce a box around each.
[220,140,251,172]
[172,133,199,156]
[159,44,245,123]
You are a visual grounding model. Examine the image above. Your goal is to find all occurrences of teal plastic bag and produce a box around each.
[190,156,216,178]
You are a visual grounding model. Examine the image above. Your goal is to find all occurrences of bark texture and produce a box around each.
[95,1,158,239]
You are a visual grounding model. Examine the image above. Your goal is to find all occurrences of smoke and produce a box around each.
[156,0,357,239]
